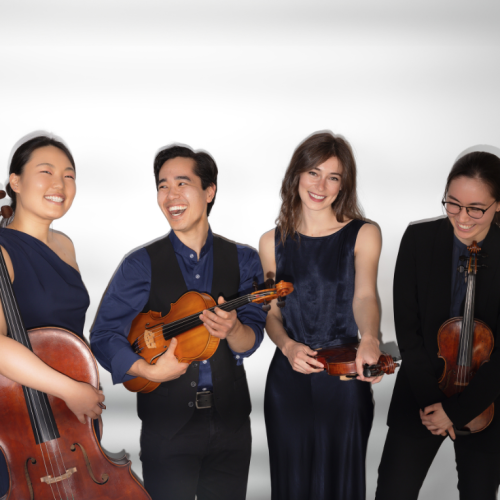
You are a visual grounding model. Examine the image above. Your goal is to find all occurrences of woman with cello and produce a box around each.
[375,151,500,499]
[259,131,383,500]
[0,135,145,499]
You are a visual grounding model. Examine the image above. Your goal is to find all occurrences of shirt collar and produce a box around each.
[168,227,213,261]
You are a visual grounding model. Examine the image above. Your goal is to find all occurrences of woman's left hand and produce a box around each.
[355,335,383,383]
[420,403,456,439]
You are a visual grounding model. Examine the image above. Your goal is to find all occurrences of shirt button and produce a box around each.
[235,355,240,359]
[190,253,194,258]
[203,360,207,364]
[188,401,194,407]
[190,381,196,387]
[195,274,200,279]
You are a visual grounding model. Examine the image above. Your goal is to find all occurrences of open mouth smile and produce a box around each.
[308,192,326,202]
[45,195,65,204]
[168,205,187,218]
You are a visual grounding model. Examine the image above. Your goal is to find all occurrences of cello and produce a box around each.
[124,280,294,393]
[0,240,151,498]
[437,240,494,433]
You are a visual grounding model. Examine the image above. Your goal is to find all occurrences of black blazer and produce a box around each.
[387,217,500,447]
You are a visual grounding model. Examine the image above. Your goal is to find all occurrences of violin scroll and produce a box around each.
[249,280,294,310]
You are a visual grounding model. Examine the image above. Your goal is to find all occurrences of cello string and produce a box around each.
[0,255,61,500]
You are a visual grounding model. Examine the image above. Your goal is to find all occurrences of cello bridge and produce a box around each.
[41,467,77,484]
[454,381,468,386]
[144,330,157,349]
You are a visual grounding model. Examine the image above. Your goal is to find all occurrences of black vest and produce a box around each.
[137,234,252,439]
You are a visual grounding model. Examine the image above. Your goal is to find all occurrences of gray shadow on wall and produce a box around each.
[456,144,500,160]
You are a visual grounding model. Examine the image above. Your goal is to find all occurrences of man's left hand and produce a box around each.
[200,296,242,339]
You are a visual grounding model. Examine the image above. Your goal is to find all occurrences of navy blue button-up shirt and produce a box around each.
[91,229,267,390]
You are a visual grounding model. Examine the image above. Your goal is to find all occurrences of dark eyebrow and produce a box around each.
[447,194,487,206]
[312,166,342,176]
[175,175,191,181]
[36,162,75,172]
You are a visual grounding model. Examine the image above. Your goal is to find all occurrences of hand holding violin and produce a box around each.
[282,339,324,374]
[356,335,383,383]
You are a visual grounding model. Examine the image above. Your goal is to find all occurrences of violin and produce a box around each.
[437,240,494,433]
[124,280,294,394]
[315,343,400,380]
[0,226,151,498]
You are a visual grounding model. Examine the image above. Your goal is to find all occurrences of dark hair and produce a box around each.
[444,151,500,226]
[153,145,218,216]
[276,131,364,242]
[6,136,75,212]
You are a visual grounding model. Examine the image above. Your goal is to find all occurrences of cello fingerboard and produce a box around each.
[0,248,60,444]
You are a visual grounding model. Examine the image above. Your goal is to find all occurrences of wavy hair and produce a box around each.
[276,132,364,242]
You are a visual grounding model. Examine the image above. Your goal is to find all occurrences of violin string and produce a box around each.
[0,256,61,500]
[0,255,71,500]
[134,293,268,348]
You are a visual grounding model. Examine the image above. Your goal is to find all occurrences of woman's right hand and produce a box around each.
[282,339,324,374]
[63,382,105,424]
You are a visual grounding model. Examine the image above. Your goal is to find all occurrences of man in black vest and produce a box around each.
[91,145,267,500]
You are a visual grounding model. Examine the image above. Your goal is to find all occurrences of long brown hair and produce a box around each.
[276,131,364,242]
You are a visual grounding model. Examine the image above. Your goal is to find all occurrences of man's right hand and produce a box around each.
[129,337,190,383]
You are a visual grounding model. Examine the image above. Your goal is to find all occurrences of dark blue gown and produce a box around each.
[0,228,90,496]
[264,220,374,500]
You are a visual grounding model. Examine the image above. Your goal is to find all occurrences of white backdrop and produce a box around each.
[1,1,499,498]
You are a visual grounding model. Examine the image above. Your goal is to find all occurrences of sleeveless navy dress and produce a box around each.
[264,220,374,500]
[0,228,90,496]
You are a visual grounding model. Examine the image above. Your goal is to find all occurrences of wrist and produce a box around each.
[281,338,295,357]
[359,333,379,345]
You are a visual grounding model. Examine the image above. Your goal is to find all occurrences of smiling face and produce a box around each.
[298,156,343,214]
[9,145,76,222]
[157,156,215,236]
[445,176,500,244]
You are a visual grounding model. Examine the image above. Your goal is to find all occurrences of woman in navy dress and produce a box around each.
[259,132,383,500]
[0,136,105,496]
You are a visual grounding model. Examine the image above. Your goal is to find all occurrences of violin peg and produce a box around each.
[277,299,286,309]
[264,278,275,289]
[457,265,465,273]
[261,303,271,312]
[252,281,258,291]
[0,190,5,200]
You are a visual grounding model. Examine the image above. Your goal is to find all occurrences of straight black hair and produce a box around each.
[153,145,218,216]
[444,151,500,226]
[7,136,75,212]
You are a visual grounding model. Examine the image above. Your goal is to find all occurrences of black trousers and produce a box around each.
[140,408,252,500]
[375,427,500,500]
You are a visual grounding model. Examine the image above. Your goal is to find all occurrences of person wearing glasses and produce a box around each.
[375,151,500,500]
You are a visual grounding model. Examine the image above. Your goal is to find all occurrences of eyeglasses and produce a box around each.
[442,200,496,220]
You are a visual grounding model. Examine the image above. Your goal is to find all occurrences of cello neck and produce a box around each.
[0,248,60,444]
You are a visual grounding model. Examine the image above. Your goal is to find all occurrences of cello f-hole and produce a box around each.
[24,457,37,500]
[71,443,109,485]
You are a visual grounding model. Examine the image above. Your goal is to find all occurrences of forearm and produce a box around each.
[0,335,79,400]
[353,295,380,343]
[265,313,294,353]
[226,322,256,353]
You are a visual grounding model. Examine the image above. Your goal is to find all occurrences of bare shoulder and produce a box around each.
[50,230,79,271]
[355,222,382,255]
[259,228,276,251]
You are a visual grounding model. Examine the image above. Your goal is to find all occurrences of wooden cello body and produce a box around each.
[0,327,151,500]
[437,241,494,433]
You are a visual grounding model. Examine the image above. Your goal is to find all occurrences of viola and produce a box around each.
[0,243,151,498]
[315,343,400,380]
[437,240,494,433]
[124,280,294,394]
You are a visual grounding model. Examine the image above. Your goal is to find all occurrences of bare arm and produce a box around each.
[258,229,323,374]
[0,246,104,423]
[352,223,383,382]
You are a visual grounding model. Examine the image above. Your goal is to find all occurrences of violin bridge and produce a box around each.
[40,467,77,484]
[144,330,157,349]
